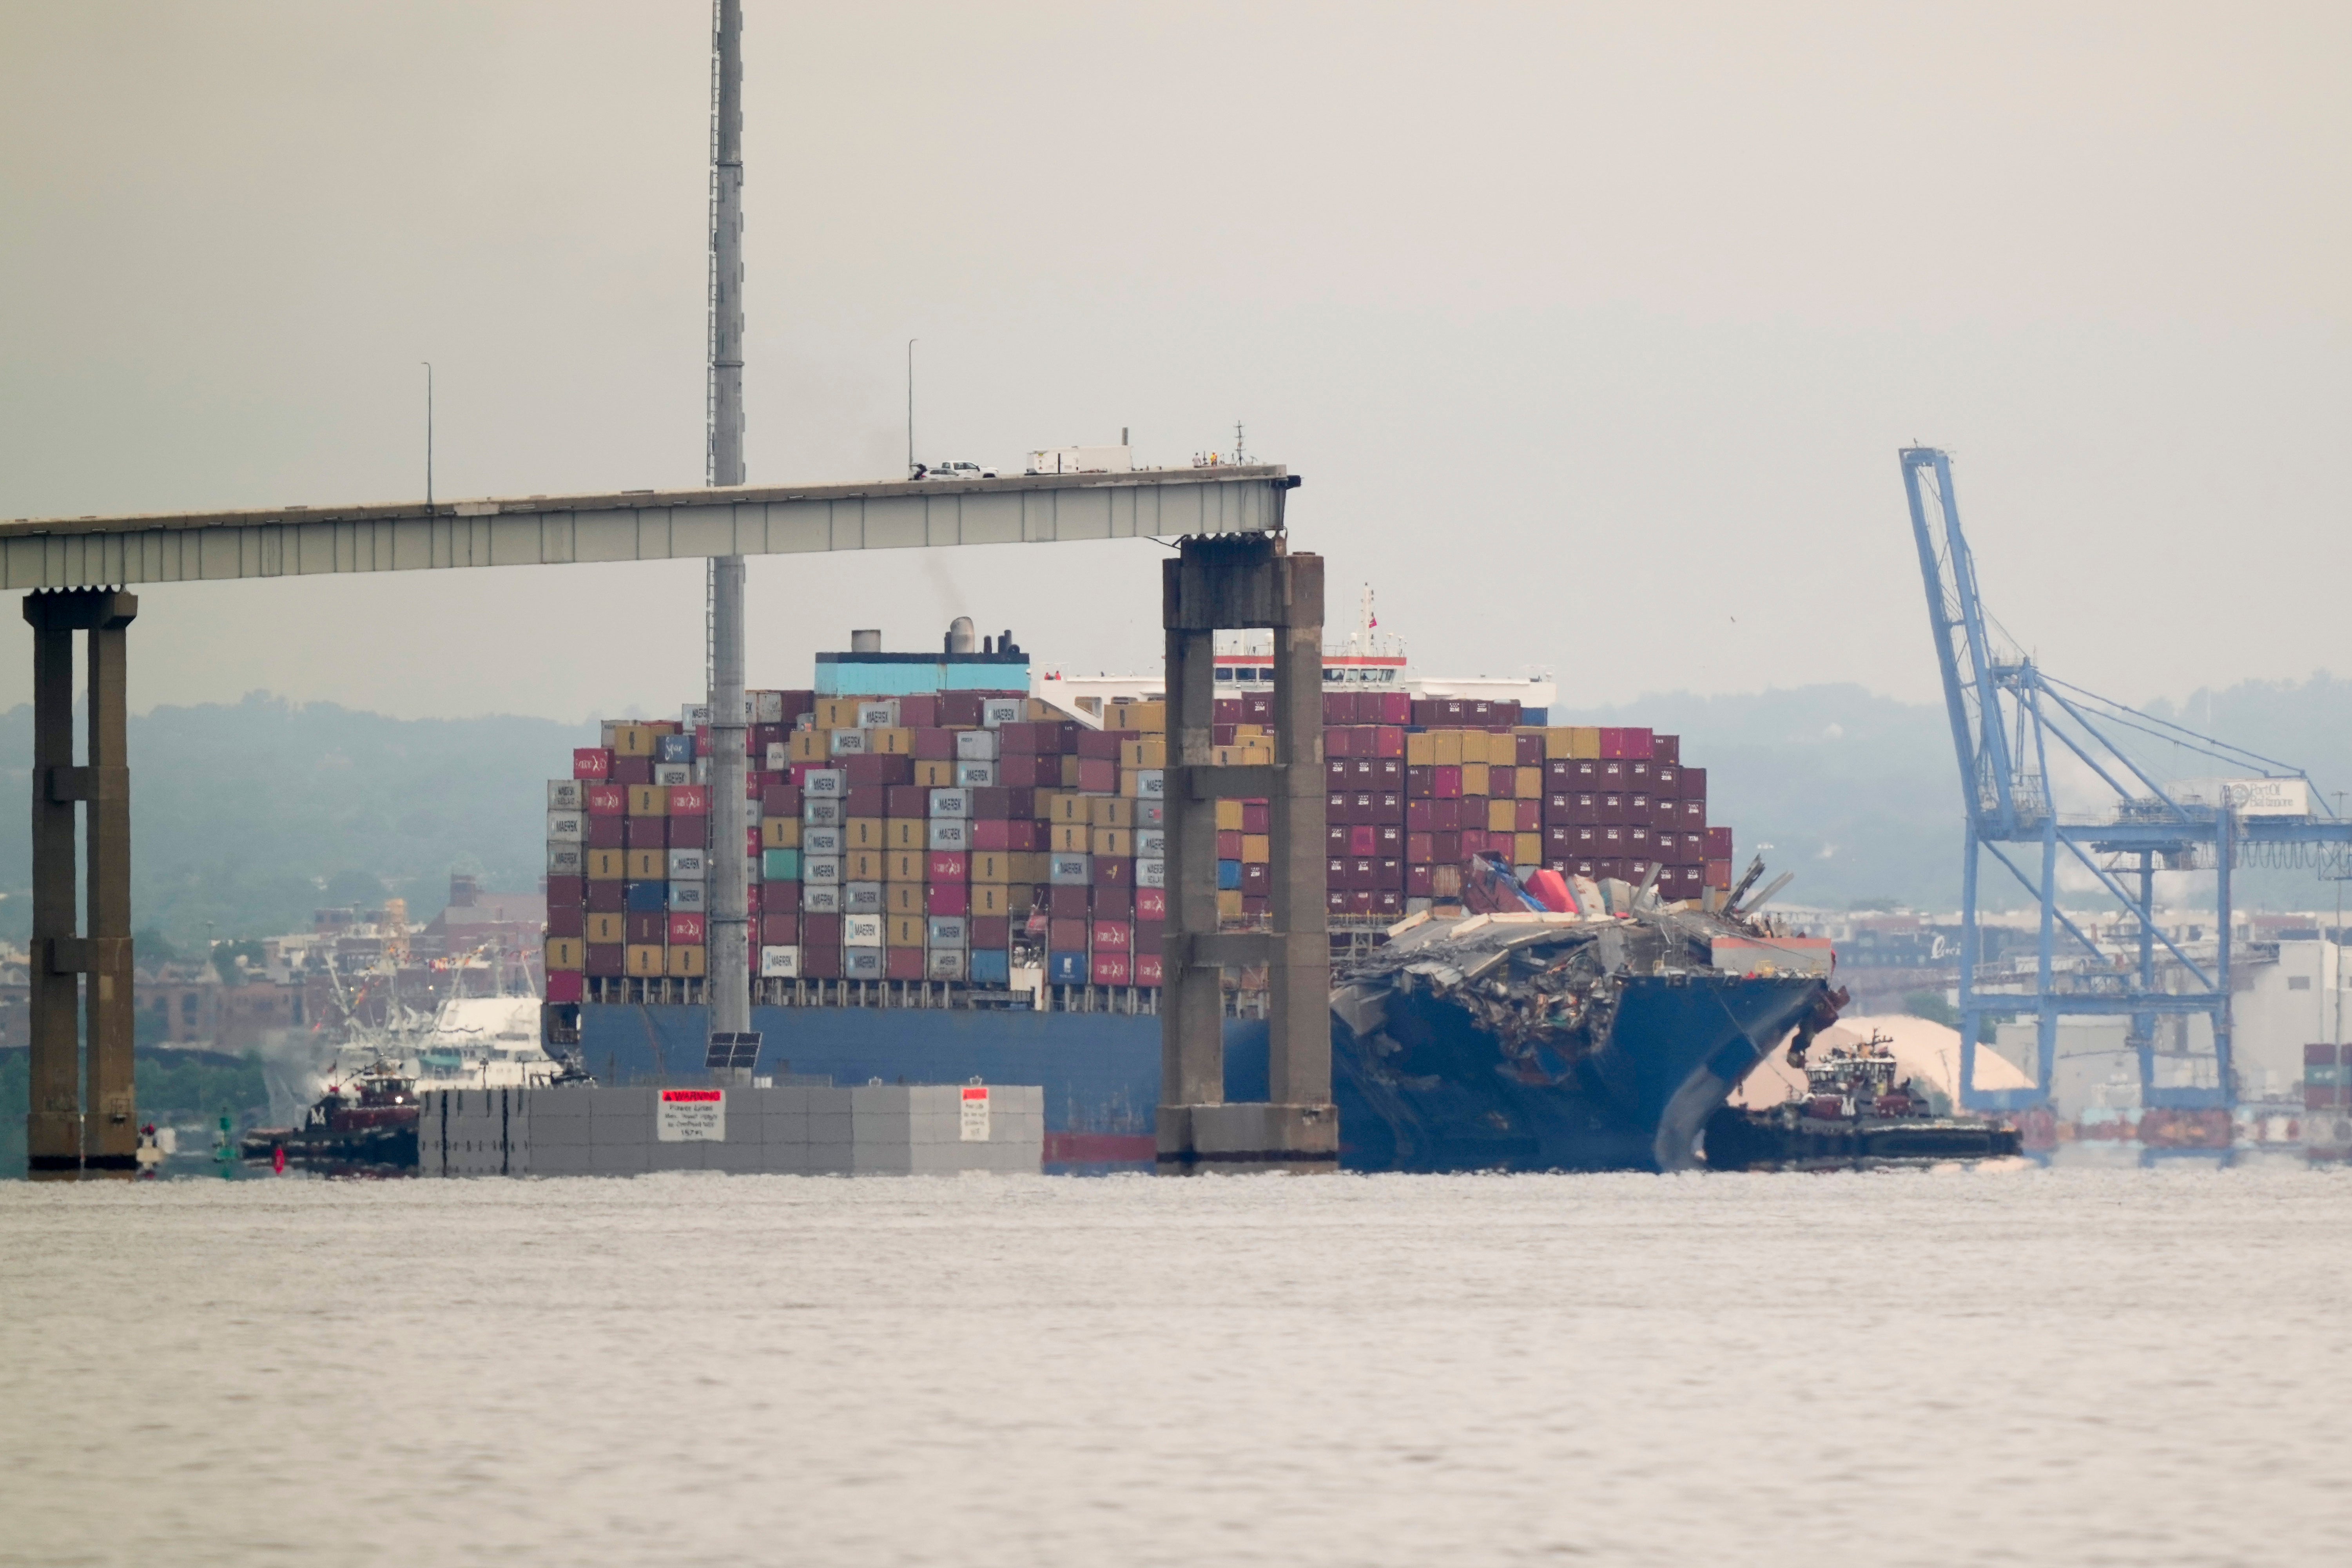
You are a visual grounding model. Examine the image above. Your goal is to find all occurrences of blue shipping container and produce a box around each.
[1216,859,1243,890]
[657,733,697,763]
[968,948,1011,986]
[1048,951,1087,984]
[623,880,668,912]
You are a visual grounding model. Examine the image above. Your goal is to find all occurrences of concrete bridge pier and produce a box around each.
[23,589,138,1179]
[1158,531,1336,1173]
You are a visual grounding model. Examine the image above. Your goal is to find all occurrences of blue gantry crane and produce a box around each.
[1900,447,2352,1113]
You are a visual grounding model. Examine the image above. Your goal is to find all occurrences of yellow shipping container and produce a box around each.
[1107,700,1166,732]
[1046,792,1087,824]
[666,945,707,978]
[1050,823,1090,853]
[971,882,1010,917]
[1430,731,1465,766]
[845,817,884,850]
[586,848,626,881]
[1010,852,1052,884]
[914,759,955,787]
[1568,726,1602,760]
[1544,727,1575,759]
[1119,737,1167,769]
[545,937,584,972]
[611,723,658,758]
[1240,834,1270,864]
[815,698,861,730]
[789,730,829,763]
[1406,732,1435,766]
[1216,890,1244,920]
[586,912,624,945]
[970,851,1008,883]
[625,849,666,880]
[885,818,923,850]
[1086,796,1133,827]
[763,818,801,849]
[846,849,883,882]
[1091,827,1132,857]
[1487,799,1517,833]
[885,848,924,883]
[887,914,925,949]
[1235,723,1266,739]
[868,727,912,755]
[625,944,664,977]
[626,784,667,817]
[1516,766,1542,797]
[1514,832,1543,865]
[1215,799,1245,831]
[1462,763,1489,797]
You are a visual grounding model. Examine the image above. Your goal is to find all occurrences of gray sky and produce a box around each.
[2,2,2344,723]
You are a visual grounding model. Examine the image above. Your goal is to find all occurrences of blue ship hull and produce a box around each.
[577,971,1827,1173]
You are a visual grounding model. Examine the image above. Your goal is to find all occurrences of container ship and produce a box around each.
[544,606,1801,1172]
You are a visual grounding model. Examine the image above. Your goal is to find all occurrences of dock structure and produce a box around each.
[1158,534,1337,1172]
[5,466,1309,1176]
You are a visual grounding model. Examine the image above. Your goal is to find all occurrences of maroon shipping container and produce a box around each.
[1050,884,1090,917]
[546,875,588,909]
[1432,766,1462,799]
[624,818,668,849]
[766,881,800,916]
[1705,826,1734,857]
[1513,799,1541,833]
[1093,857,1130,889]
[940,691,983,727]
[1091,952,1133,986]
[1242,863,1269,895]
[1136,886,1167,922]
[667,912,706,945]
[626,912,665,944]
[886,784,928,817]
[886,948,924,982]
[898,694,939,728]
[1325,725,1355,759]
[545,972,584,1005]
[762,913,799,945]
[1049,917,1089,952]
[1679,767,1706,802]
[1092,920,1132,953]
[1652,734,1681,766]
[1213,698,1243,725]
[970,915,1011,949]
[547,905,585,939]
[586,881,626,914]
[1323,691,1357,724]
[803,913,843,947]
[585,943,624,978]
[1092,884,1133,919]
[912,727,955,761]
[1327,759,1353,791]
[1704,859,1732,890]
[1652,763,1680,798]
[843,754,911,787]
[762,783,802,818]
[611,756,653,786]
[802,946,844,979]
[927,883,970,917]
[1328,790,1352,822]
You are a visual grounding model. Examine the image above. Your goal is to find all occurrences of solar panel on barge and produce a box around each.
[706,1031,763,1074]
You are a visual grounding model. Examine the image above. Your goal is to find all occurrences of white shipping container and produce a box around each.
[926,948,967,981]
[682,702,712,726]
[1135,829,1168,858]
[804,769,846,797]
[546,812,586,843]
[955,761,997,787]
[1025,443,1133,475]
[844,947,885,978]
[803,797,843,827]
[856,700,899,729]
[930,789,972,819]
[927,915,968,947]
[803,825,846,858]
[547,843,585,876]
[669,881,706,911]
[843,913,883,948]
[981,698,1023,729]
[1130,769,1165,799]
[754,691,786,724]
[764,741,792,771]
[804,855,843,886]
[1134,857,1167,889]
[829,729,868,756]
[955,729,1000,761]
[1135,798,1167,829]
[548,779,585,811]
[667,847,707,879]
[760,944,801,979]
[1048,852,1091,886]
[653,763,693,787]
[802,885,843,914]
[844,882,883,914]
[927,819,970,852]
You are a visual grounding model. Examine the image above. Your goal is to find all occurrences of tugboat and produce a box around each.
[241,1057,422,1177]
[1704,1028,2021,1169]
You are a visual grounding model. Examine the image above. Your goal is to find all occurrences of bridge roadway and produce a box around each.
[0,464,1293,590]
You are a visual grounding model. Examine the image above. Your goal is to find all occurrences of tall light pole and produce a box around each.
[421,363,433,511]
[704,0,752,1065]
[906,338,917,477]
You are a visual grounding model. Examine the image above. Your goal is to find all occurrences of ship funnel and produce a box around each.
[850,628,882,653]
[946,616,977,654]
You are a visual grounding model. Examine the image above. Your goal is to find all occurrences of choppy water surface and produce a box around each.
[4,1166,2348,1567]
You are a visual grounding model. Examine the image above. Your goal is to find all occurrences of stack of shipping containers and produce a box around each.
[542,679,1732,1011]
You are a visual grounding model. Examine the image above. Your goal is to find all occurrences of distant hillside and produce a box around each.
[0,694,592,947]
[0,674,2339,945]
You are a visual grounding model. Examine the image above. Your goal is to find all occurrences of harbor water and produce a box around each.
[4,1166,2348,1566]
